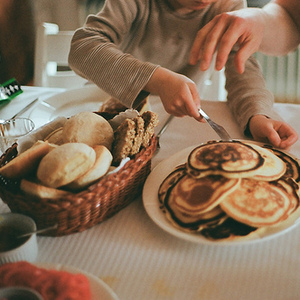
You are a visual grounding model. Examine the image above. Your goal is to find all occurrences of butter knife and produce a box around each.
[11,98,39,119]
[156,114,174,149]
[199,108,232,141]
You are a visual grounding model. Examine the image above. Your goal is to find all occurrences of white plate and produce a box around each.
[29,85,111,128]
[37,263,119,300]
[143,145,300,245]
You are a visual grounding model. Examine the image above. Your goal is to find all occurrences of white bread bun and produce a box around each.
[62,112,114,150]
[20,179,73,199]
[67,145,112,190]
[0,140,55,179]
[37,143,96,188]
[45,127,64,145]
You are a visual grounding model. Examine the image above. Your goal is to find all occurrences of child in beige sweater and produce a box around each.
[69,0,298,149]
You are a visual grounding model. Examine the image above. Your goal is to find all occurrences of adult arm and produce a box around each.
[275,0,300,31]
[259,0,300,55]
[189,1,300,74]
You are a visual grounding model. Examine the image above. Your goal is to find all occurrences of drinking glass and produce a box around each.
[0,118,35,153]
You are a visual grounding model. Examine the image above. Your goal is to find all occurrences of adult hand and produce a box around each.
[189,8,265,74]
[145,67,203,121]
[249,115,298,150]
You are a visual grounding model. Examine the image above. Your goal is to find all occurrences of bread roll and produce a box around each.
[21,179,73,199]
[37,143,96,188]
[67,145,112,190]
[62,112,114,150]
[0,140,54,179]
[45,127,64,145]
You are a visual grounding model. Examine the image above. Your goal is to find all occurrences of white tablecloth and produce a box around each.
[1,86,300,300]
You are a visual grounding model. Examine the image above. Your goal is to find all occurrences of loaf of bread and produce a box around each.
[61,112,114,150]
[37,143,96,188]
[131,116,144,156]
[44,127,64,145]
[112,118,136,164]
[67,145,113,190]
[20,179,74,199]
[141,111,159,147]
[0,140,55,179]
[112,111,158,165]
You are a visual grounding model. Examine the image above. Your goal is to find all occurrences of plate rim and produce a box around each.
[29,85,110,127]
[143,142,300,246]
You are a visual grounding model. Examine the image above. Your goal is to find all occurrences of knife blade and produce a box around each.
[199,108,232,141]
[11,98,39,119]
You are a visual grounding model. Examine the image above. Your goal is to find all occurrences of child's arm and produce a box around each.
[143,67,202,120]
[248,114,298,150]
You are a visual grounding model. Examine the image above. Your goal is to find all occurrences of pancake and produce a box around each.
[220,178,293,227]
[200,217,257,241]
[159,167,239,232]
[187,140,265,179]
[158,164,186,205]
[165,203,227,233]
[269,148,300,182]
[245,143,286,181]
[274,178,300,216]
[165,174,240,215]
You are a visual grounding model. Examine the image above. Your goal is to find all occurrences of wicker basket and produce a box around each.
[0,137,157,236]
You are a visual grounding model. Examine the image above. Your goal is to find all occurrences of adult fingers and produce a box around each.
[214,19,250,71]
[190,13,246,71]
[189,18,219,67]
[234,38,261,73]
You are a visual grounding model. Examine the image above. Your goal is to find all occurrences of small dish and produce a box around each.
[0,213,38,265]
[38,263,120,300]
[0,287,43,300]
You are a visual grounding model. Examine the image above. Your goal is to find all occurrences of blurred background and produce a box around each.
[0,0,104,86]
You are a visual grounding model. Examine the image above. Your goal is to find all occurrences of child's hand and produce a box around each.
[249,114,298,150]
[145,67,203,121]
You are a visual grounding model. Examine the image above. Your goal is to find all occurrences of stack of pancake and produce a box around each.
[158,140,300,241]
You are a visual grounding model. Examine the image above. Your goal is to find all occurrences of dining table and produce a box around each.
[1,84,300,300]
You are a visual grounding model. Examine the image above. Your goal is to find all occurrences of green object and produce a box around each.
[0,78,23,102]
